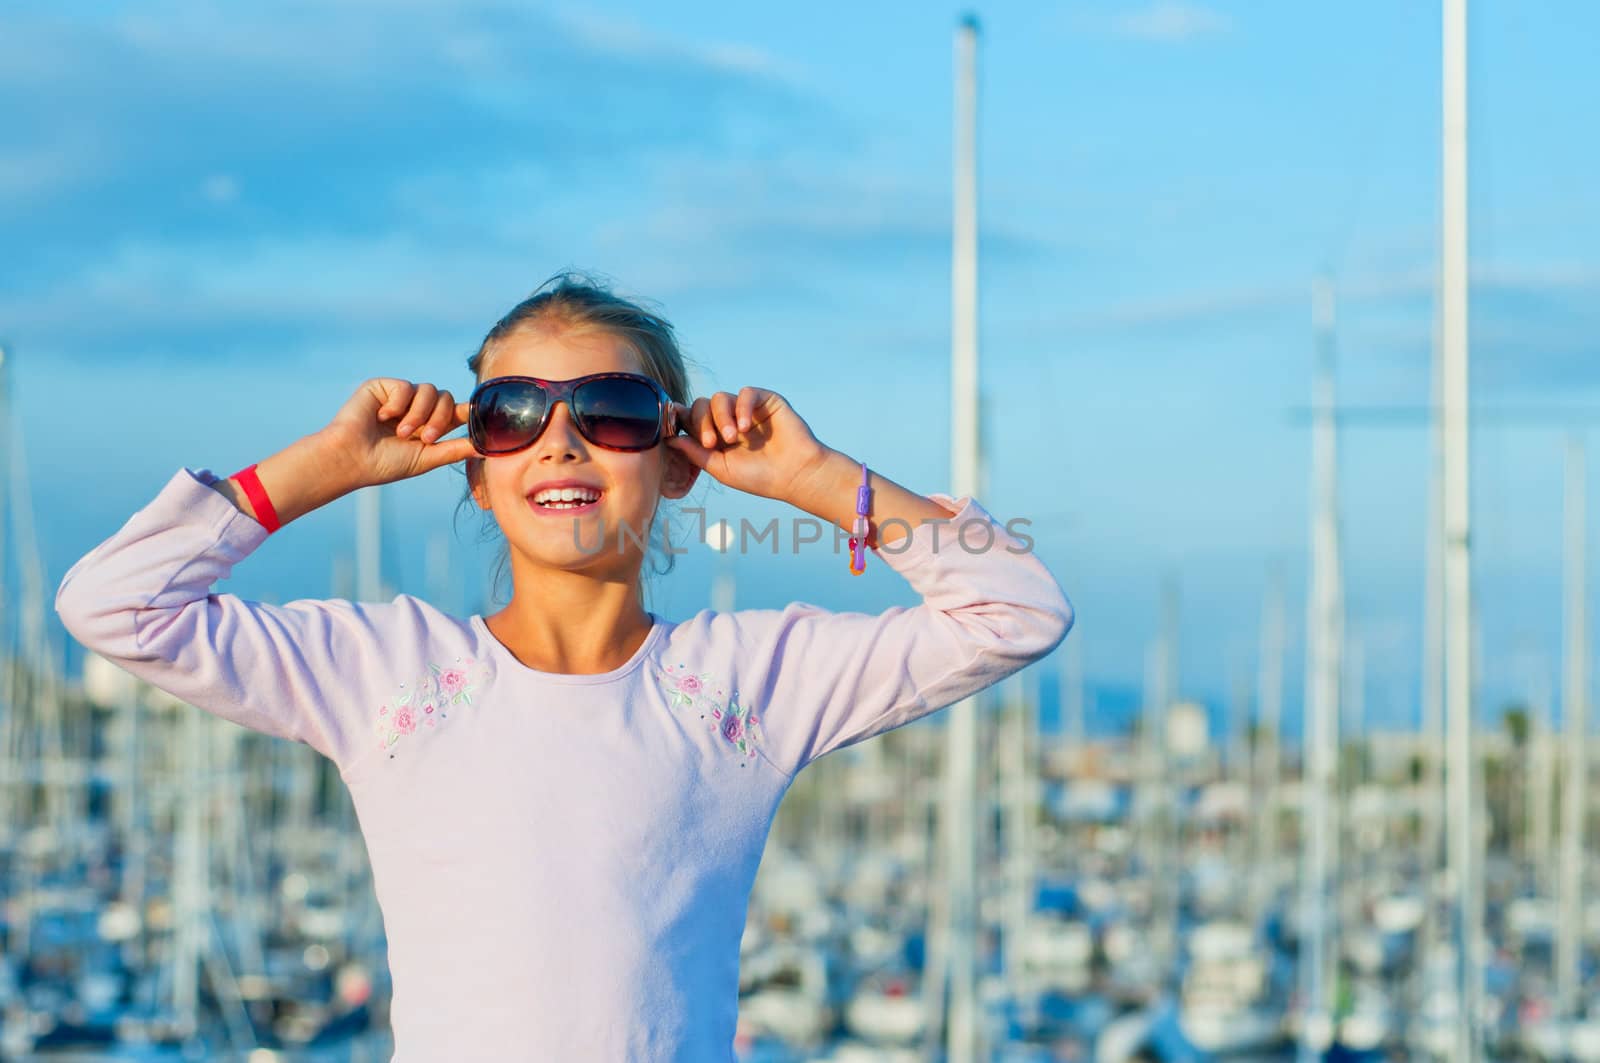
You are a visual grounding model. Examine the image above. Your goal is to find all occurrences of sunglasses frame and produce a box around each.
[467,371,679,456]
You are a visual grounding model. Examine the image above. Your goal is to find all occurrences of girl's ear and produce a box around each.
[660,445,700,501]
[467,457,492,510]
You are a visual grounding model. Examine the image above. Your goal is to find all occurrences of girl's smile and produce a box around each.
[527,494,604,516]
[526,478,606,515]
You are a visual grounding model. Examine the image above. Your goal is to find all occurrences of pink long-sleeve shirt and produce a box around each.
[55,466,1074,1061]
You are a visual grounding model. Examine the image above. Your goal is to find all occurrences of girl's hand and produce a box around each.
[322,378,478,488]
[666,387,829,502]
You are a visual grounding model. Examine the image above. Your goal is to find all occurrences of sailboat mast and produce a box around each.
[0,345,13,832]
[1064,633,1085,751]
[1527,655,1552,886]
[1297,276,1341,1061]
[1152,577,1179,967]
[357,487,384,603]
[1557,436,1585,1032]
[1003,671,1032,996]
[1440,0,1480,1058]
[938,14,982,1063]
[1250,567,1285,934]
[1419,323,1444,953]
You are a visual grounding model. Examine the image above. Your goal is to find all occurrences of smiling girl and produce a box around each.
[56,272,1074,1061]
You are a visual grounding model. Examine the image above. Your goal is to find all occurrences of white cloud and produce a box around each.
[200,174,239,204]
[1106,2,1232,43]
[1046,261,1600,335]
[549,7,813,90]
[0,3,830,230]
[0,142,100,201]
[1064,281,1298,331]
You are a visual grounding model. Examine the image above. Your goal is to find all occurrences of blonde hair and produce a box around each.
[457,270,702,607]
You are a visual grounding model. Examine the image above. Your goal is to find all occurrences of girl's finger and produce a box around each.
[397,383,439,438]
[735,387,766,432]
[376,378,414,421]
[689,397,715,449]
[418,391,457,444]
[710,391,738,443]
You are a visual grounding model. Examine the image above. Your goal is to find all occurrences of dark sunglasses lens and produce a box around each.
[574,377,663,449]
[474,382,547,453]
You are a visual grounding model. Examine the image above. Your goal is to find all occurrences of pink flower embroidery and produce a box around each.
[375,655,489,761]
[656,664,716,711]
[656,663,764,763]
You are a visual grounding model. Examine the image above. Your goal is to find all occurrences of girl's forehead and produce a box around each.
[482,325,642,380]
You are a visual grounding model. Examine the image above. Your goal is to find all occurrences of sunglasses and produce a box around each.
[467,372,679,455]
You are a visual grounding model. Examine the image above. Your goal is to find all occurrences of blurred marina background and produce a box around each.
[5,1,1600,1059]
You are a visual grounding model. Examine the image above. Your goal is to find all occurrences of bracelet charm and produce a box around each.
[847,462,870,576]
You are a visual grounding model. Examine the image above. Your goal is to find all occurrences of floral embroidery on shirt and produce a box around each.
[376,656,490,759]
[655,662,764,764]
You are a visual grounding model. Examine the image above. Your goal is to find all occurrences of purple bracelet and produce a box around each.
[848,462,871,576]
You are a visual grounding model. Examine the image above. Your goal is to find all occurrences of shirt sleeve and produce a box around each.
[733,492,1074,777]
[54,466,380,775]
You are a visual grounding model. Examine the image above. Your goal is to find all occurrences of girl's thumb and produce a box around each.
[419,435,479,472]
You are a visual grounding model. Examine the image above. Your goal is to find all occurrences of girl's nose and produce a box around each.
[537,400,585,452]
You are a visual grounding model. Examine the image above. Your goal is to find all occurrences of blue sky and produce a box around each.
[10,1,1600,738]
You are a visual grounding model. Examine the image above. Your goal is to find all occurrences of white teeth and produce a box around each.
[532,486,601,506]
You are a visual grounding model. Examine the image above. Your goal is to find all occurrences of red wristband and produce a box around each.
[229,463,281,533]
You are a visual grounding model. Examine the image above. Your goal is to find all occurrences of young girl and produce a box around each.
[56,273,1074,1060]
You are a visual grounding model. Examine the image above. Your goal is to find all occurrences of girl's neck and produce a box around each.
[481,594,655,677]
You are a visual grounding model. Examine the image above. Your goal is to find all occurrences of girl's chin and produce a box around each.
[511,519,651,560]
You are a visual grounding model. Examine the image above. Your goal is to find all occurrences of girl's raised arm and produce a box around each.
[210,377,476,527]
[667,388,1075,778]
[55,378,475,776]
[735,452,1074,777]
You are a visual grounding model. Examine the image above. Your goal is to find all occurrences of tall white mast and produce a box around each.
[1527,655,1552,888]
[1228,649,1251,833]
[425,531,452,615]
[1064,633,1085,751]
[1419,305,1445,955]
[1002,670,1034,996]
[1251,566,1285,933]
[1298,276,1342,1061]
[1150,578,1180,968]
[1440,1,1480,1058]
[172,699,211,1037]
[706,519,737,614]
[1557,436,1586,1034]
[937,14,982,1063]
[357,487,384,603]
[0,344,13,832]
